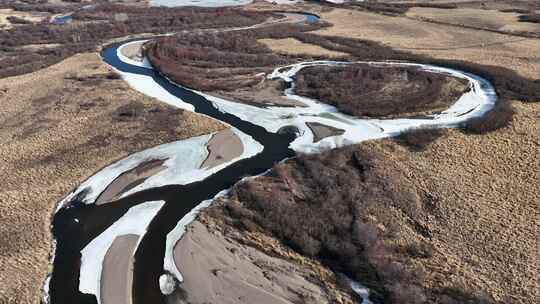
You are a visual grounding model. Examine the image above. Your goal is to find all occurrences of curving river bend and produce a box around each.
[46,15,497,304]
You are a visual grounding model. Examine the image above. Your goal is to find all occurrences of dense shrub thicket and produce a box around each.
[0,3,271,78]
[149,18,540,104]
[294,64,467,118]
[146,30,292,91]
[212,145,494,303]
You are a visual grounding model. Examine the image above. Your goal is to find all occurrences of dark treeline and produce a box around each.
[0,3,271,78]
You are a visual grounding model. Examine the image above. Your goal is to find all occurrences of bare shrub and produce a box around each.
[439,287,495,304]
[396,127,447,151]
[0,4,272,78]
[404,242,434,259]
[106,70,122,80]
[6,16,32,24]
[213,144,437,301]
[112,101,145,121]
[463,100,515,134]
[387,283,427,304]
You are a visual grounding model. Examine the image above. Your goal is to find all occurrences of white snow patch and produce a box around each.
[349,279,373,304]
[42,275,51,304]
[159,273,176,295]
[119,71,194,111]
[117,40,153,69]
[57,134,212,207]
[79,201,165,303]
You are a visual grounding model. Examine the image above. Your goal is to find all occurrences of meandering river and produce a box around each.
[46,12,496,304]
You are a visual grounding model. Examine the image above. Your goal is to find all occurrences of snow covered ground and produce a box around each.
[79,201,165,303]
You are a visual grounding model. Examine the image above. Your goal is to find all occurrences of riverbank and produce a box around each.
[204,100,539,303]
[166,213,356,304]
[0,52,224,304]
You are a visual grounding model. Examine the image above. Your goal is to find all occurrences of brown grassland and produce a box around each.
[0,53,224,304]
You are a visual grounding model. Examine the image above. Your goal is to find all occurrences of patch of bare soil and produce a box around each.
[96,158,168,205]
[295,63,468,118]
[213,100,539,303]
[100,234,138,304]
[119,40,145,62]
[200,128,243,169]
[0,53,224,304]
[168,215,356,304]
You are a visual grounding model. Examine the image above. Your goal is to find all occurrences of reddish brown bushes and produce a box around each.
[0,4,272,78]
[217,145,429,301]
[294,64,467,118]
[145,30,293,91]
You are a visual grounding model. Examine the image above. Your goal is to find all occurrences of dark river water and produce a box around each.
[48,42,297,304]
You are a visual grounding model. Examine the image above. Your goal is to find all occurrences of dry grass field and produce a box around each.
[369,101,539,303]
[0,53,224,304]
[406,7,540,34]
[259,7,540,79]
[258,37,347,57]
